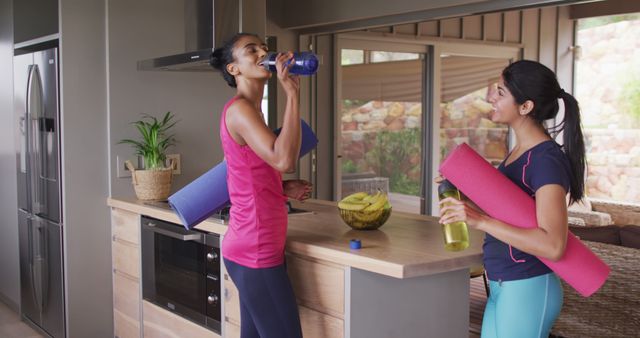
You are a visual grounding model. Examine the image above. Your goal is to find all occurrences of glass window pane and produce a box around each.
[371,51,419,63]
[439,56,510,167]
[576,13,640,204]
[340,55,423,214]
[261,84,268,123]
[341,49,364,65]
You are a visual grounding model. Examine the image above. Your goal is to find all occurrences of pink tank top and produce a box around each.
[220,96,288,268]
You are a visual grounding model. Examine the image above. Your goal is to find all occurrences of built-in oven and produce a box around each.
[141,215,221,333]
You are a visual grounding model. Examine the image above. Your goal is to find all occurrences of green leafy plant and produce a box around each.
[342,159,358,173]
[366,129,421,196]
[119,111,178,170]
[621,75,640,127]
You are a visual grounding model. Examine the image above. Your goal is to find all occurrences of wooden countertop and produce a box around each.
[107,197,483,279]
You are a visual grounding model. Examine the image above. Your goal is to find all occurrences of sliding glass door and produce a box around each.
[335,37,519,215]
[336,37,427,214]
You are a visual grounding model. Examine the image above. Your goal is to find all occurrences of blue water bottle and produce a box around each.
[262,51,319,75]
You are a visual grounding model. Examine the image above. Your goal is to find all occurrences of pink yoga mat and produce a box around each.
[440,143,609,297]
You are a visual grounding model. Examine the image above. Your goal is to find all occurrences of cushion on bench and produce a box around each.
[620,225,640,249]
[569,225,621,246]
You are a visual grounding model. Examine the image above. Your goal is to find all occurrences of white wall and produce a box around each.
[0,0,20,311]
[108,0,235,198]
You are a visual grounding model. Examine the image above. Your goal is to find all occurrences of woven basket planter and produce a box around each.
[125,160,173,201]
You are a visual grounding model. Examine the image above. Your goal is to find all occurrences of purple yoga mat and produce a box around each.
[440,143,609,297]
[168,119,318,229]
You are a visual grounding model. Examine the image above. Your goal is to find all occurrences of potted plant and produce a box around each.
[119,111,178,201]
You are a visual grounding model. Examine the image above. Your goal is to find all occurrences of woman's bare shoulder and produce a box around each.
[227,97,256,115]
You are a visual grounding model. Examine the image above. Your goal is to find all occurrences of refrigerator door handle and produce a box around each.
[39,217,49,310]
[27,64,45,216]
[29,216,43,312]
[24,64,34,204]
[30,216,50,312]
[19,116,27,173]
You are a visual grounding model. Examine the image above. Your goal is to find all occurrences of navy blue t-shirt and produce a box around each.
[483,140,572,282]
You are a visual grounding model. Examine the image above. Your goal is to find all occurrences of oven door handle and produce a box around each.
[142,221,204,243]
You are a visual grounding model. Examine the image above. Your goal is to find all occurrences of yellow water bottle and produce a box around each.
[438,180,470,251]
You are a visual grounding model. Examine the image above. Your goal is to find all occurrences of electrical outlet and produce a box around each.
[116,156,136,178]
[166,154,181,175]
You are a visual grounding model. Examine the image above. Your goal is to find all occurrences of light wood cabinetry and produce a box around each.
[224,321,241,338]
[111,208,142,338]
[112,207,140,245]
[289,254,345,338]
[287,254,345,319]
[143,301,219,338]
[299,305,344,338]
[114,272,141,338]
[222,254,345,338]
[221,256,241,338]
[113,240,140,279]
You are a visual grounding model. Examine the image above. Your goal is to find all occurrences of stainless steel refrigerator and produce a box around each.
[14,46,65,338]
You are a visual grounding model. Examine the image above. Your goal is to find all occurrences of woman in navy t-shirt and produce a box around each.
[439,60,586,338]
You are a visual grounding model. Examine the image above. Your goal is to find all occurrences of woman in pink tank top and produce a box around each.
[209,33,311,338]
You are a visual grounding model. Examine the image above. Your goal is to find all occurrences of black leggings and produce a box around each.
[224,258,303,338]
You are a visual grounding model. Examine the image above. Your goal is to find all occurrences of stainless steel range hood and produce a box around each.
[138,0,266,71]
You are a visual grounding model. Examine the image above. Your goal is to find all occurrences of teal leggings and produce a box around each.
[482,273,563,338]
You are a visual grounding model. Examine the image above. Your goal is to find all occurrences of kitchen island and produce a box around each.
[107,197,483,338]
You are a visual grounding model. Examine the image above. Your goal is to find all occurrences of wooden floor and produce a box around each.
[0,300,44,338]
[1,284,486,338]
[469,275,488,337]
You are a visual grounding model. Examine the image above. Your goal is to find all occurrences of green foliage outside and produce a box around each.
[119,111,178,170]
[620,75,640,128]
[342,99,367,111]
[366,129,421,196]
[578,14,640,30]
[342,159,358,174]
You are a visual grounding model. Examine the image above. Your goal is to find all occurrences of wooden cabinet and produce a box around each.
[143,301,219,338]
[114,272,141,338]
[299,305,344,338]
[289,254,345,338]
[287,254,345,319]
[224,322,241,338]
[112,207,140,245]
[222,254,345,338]
[222,257,241,338]
[111,208,141,338]
[113,240,141,279]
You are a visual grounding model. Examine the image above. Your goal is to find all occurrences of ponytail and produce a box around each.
[558,91,586,205]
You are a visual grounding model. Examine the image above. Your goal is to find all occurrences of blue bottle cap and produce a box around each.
[350,239,362,250]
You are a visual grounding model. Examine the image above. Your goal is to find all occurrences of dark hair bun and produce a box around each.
[209,49,224,69]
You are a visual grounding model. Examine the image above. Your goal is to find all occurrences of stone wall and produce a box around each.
[585,129,640,202]
[440,88,508,165]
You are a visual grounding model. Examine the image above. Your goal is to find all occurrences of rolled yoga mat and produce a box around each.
[440,143,609,297]
[169,119,319,229]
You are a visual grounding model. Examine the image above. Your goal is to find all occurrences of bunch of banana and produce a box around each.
[338,191,390,213]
